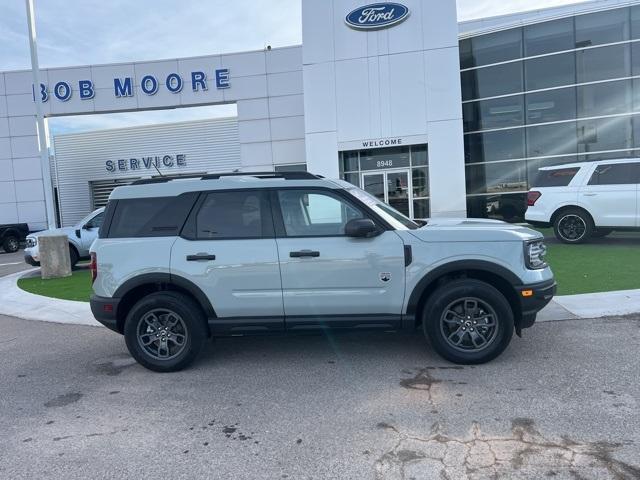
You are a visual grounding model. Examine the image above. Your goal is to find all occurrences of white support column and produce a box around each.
[25,0,56,229]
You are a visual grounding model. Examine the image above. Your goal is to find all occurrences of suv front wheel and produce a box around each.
[124,292,207,372]
[422,279,514,364]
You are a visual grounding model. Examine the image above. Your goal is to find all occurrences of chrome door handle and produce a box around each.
[582,193,598,197]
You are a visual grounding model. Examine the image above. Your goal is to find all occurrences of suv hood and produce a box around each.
[409,217,543,243]
[29,226,76,239]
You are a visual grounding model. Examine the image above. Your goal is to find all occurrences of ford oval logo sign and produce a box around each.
[345,3,410,30]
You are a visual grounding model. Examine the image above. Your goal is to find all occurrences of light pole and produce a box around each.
[25,0,56,229]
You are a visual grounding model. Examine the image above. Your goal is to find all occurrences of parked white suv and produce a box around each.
[24,208,105,267]
[90,172,555,372]
[526,159,640,243]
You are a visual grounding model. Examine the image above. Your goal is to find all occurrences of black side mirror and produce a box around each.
[75,229,81,238]
[82,224,91,230]
[345,218,379,238]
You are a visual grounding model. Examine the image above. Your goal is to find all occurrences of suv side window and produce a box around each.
[195,190,269,239]
[588,163,638,185]
[277,189,364,237]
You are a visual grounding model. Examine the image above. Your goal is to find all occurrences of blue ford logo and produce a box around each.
[345,3,410,30]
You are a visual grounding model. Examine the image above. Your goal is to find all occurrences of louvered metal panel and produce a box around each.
[52,117,240,226]
[89,178,139,209]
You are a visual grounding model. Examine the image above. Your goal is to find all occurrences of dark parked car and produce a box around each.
[0,224,29,253]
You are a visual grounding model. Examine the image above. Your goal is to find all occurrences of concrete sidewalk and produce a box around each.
[0,269,99,327]
[0,269,638,327]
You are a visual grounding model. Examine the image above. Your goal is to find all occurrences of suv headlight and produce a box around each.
[525,239,547,269]
[26,237,37,248]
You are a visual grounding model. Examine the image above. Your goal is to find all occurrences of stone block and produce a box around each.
[39,234,72,279]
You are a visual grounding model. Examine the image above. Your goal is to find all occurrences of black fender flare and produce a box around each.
[1,229,20,241]
[405,260,521,317]
[113,273,216,318]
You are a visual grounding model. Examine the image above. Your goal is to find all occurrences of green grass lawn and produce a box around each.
[533,228,640,295]
[17,270,93,302]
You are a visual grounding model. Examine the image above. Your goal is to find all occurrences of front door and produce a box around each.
[273,188,406,330]
[362,170,412,218]
[80,211,104,250]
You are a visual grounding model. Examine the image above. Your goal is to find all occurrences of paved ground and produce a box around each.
[1,314,639,479]
[0,250,30,278]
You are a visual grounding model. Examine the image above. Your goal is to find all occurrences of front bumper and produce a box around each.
[516,279,557,331]
[24,254,40,267]
[90,294,122,333]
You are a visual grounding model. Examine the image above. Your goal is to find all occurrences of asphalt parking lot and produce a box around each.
[0,250,31,278]
[1,313,638,479]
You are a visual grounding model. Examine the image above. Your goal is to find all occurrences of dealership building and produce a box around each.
[1,0,640,229]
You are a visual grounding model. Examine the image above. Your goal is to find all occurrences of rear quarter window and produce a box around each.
[106,192,198,238]
[531,167,580,187]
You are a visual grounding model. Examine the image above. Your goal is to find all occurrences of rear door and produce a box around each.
[80,211,105,251]
[171,189,284,334]
[579,162,638,227]
[272,188,406,330]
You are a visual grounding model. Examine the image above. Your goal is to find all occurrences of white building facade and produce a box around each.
[1,0,637,230]
[0,0,464,230]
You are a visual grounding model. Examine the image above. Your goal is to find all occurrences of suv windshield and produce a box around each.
[76,209,103,228]
[345,186,419,230]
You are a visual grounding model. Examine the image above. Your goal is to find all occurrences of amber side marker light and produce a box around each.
[521,290,534,298]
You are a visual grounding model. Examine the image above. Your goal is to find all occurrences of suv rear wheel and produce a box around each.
[124,292,207,372]
[422,279,514,364]
[553,208,593,244]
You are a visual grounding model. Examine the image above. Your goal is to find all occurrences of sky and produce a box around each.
[0,0,587,135]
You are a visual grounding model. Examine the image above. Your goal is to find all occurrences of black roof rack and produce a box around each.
[201,171,322,180]
[130,178,172,186]
[129,171,322,186]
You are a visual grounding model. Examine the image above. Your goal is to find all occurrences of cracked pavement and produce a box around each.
[0,313,638,479]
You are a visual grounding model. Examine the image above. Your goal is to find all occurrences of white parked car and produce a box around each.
[24,208,105,267]
[526,159,640,243]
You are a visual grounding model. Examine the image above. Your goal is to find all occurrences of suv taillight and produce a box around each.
[90,252,97,284]
[527,191,542,207]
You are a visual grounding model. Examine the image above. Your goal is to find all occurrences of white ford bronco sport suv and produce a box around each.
[526,159,640,243]
[90,172,555,372]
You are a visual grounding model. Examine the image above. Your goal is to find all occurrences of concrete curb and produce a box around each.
[0,269,638,327]
[0,269,100,327]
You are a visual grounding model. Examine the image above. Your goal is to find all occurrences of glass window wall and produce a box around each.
[524,52,576,91]
[524,17,575,56]
[461,62,523,101]
[461,6,640,222]
[465,129,525,163]
[574,8,629,48]
[526,87,577,124]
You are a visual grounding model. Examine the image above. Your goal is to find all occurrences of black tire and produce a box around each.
[553,208,594,244]
[422,279,514,365]
[124,292,207,372]
[3,236,20,253]
[69,246,79,268]
[592,229,613,238]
